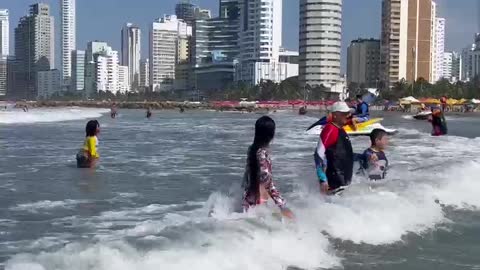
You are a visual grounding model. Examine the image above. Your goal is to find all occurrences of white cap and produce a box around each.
[330,101,353,113]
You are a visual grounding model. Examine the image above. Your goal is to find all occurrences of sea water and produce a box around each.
[1,108,480,270]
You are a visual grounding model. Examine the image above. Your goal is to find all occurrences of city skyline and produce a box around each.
[3,0,478,72]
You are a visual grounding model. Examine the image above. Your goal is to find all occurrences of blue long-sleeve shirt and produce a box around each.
[354,103,369,118]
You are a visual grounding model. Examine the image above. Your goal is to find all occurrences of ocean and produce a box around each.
[1,107,480,270]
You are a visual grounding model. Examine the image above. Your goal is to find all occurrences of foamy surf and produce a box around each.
[0,108,109,124]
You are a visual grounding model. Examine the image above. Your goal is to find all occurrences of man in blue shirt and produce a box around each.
[353,95,370,123]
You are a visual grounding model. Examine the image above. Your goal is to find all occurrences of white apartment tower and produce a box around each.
[442,51,452,80]
[121,23,141,90]
[299,0,342,88]
[84,41,109,96]
[118,65,130,93]
[236,0,283,85]
[433,17,445,82]
[149,15,191,92]
[0,9,9,56]
[139,58,149,90]
[61,0,76,84]
[96,49,120,93]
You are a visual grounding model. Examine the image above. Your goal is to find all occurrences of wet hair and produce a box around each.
[370,129,387,146]
[85,120,100,137]
[356,94,363,100]
[247,116,276,200]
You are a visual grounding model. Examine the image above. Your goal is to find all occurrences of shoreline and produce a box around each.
[6,100,478,115]
[10,100,385,112]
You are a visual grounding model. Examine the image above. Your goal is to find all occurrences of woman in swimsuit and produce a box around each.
[242,116,294,219]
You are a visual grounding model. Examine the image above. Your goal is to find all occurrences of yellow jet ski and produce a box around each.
[306,117,397,136]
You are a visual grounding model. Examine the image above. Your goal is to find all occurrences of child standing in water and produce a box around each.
[242,116,294,219]
[76,120,100,168]
[360,129,389,181]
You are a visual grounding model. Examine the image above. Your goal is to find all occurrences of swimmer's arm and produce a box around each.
[315,125,339,182]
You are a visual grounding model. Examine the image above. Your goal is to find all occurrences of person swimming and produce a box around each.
[110,104,117,119]
[76,120,100,168]
[359,129,389,181]
[242,116,294,219]
[146,107,152,119]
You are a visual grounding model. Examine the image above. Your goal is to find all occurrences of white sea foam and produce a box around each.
[10,199,88,213]
[0,108,108,124]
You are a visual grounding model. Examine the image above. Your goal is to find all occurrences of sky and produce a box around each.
[3,0,479,72]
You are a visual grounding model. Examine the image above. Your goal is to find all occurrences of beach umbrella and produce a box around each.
[400,96,420,104]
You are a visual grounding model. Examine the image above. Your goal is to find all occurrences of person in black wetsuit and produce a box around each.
[314,102,354,195]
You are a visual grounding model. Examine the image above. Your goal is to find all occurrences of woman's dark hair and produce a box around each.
[247,116,276,200]
[85,120,99,137]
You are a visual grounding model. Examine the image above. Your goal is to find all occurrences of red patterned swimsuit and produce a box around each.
[242,147,286,211]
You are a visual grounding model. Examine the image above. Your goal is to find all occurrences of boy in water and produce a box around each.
[360,129,389,181]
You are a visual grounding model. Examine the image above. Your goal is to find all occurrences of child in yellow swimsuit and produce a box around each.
[76,120,100,168]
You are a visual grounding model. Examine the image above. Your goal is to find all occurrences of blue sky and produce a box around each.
[4,0,479,71]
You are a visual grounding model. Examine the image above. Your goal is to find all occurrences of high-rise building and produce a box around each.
[13,3,55,99]
[0,56,6,97]
[381,0,433,87]
[450,51,460,82]
[175,1,195,26]
[71,50,85,92]
[0,9,9,56]
[175,35,191,92]
[149,15,191,92]
[236,0,283,85]
[139,58,149,91]
[461,45,473,81]
[347,39,381,88]
[96,48,120,93]
[121,23,141,91]
[194,8,212,20]
[299,0,342,88]
[193,9,239,91]
[85,41,110,96]
[278,48,299,78]
[118,65,130,93]
[37,69,61,99]
[442,51,452,81]
[61,0,76,85]
[432,17,445,82]
[460,34,480,81]
[220,0,239,19]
